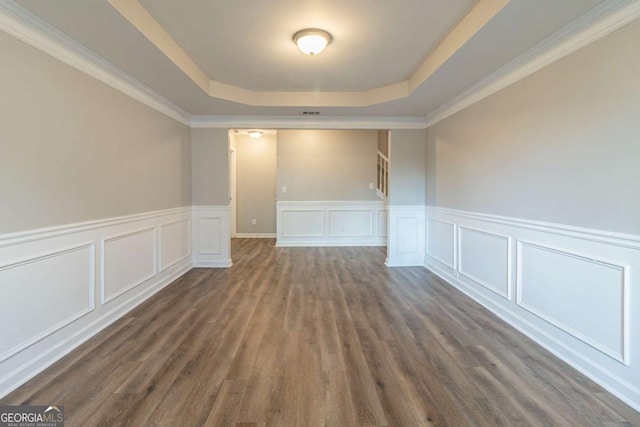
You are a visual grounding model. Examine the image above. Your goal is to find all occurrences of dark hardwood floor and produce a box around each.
[2,238,639,426]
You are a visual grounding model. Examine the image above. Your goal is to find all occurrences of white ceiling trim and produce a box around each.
[2,0,639,131]
[424,0,640,128]
[0,0,191,125]
[191,116,428,130]
[108,0,509,108]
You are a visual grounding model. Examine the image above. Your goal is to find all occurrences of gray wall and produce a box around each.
[0,31,191,234]
[425,19,640,234]
[377,130,389,157]
[389,129,426,206]
[191,128,229,206]
[236,134,276,233]
[277,130,379,201]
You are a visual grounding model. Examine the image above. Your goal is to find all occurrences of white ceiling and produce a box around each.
[10,0,618,119]
[138,0,478,92]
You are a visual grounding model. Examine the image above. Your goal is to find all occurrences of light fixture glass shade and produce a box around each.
[248,130,262,139]
[293,29,332,56]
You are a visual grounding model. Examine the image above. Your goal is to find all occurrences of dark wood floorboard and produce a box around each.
[2,238,639,426]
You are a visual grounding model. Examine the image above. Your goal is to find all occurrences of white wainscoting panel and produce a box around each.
[424,206,640,412]
[101,228,156,304]
[517,240,626,363]
[397,218,418,253]
[458,226,511,300]
[277,201,387,247]
[329,210,373,237]
[281,210,323,238]
[198,218,221,254]
[0,207,192,399]
[377,209,388,237]
[192,206,232,267]
[386,205,425,267]
[160,218,191,272]
[0,244,94,363]
[426,218,456,271]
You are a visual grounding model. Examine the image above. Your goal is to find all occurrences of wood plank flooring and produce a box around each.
[2,238,639,426]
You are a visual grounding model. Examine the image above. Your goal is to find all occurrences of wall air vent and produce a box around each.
[302,111,320,116]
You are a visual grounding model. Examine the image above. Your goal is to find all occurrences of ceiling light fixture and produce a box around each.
[293,29,332,56]
[248,130,263,139]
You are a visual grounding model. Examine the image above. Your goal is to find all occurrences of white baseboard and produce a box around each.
[276,239,385,248]
[193,259,233,268]
[425,206,640,412]
[234,233,276,239]
[385,254,424,267]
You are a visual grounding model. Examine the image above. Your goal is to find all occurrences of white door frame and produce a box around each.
[229,132,237,238]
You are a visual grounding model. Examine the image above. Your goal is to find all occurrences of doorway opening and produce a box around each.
[228,129,278,240]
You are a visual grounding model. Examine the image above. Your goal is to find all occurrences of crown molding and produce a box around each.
[2,0,638,131]
[424,0,640,128]
[0,0,191,125]
[190,115,428,130]
[108,0,508,108]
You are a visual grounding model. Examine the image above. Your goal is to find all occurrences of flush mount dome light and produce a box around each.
[293,29,332,56]
[248,130,263,139]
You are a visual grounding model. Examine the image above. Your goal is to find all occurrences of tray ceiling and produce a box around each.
[11,0,612,118]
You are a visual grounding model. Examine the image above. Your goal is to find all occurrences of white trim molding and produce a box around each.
[426,217,456,270]
[0,206,192,399]
[192,205,232,267]
[2,0,639,129]
[386,205,425,267]
[515,239,628,364]
[107,0,507,108]
[0,243,95,364]
[191,115,427,130]
[276,201,387,247]
[100,226,157,305]
[457,225,512,301]
[425,0,640,127]
[0,0,190,125]
[235,233,277,239]
[159,218,192,272]
[424,206,640,412]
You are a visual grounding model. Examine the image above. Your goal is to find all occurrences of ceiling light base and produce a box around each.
[293,29,332,56]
